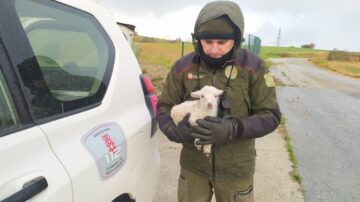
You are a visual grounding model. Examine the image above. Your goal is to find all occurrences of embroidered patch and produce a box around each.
[224,65,238,80]
[264,72,276,87]
[187,72,205,80]
[187,72,193,80]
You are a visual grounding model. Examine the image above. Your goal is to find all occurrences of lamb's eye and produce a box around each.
[201,95,204,98]
[215,95,218,98]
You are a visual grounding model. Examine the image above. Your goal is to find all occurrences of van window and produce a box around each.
[14,0,114,120]
[0,70,19,131]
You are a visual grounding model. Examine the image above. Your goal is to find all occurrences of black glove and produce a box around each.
[164,113,197,143]
[191,116,244,145]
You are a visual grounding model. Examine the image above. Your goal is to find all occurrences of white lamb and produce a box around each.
[171,85,223,157]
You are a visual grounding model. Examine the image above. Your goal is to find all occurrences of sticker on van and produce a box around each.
[82,123,127,180]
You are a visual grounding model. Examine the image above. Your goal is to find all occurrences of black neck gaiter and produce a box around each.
[200,48,234,69]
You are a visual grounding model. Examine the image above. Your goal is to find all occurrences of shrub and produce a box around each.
[352,53,360,62]
[278,53,290,57]
[327,50,352,61]
[301,43,315,49]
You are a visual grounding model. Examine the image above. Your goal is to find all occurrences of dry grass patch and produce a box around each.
[136,42,194,69]
[310,51,360,78]
[138,62,169,96]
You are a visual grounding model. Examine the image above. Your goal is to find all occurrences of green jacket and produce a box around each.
[157,49,280,180]
[156,1,280,180]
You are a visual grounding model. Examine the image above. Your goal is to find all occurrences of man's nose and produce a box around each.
[209,46,220,55]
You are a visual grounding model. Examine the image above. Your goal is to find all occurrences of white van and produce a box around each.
[0,0,160,201]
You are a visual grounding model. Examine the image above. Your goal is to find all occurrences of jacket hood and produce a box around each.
[194,1,244,46]
[192,1,245,68]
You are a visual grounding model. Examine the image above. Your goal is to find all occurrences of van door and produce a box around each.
[0,43,72,201]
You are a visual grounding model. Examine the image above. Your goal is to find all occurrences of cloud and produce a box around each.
[252,22,279,46]
[94,0,210,16]
[93,0,360,51]
[110,5,201,41]
[242,0,360,51]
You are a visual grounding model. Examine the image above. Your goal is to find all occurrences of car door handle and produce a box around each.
[1,176,48,202]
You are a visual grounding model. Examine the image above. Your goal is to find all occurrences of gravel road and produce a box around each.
[271,58,360,202]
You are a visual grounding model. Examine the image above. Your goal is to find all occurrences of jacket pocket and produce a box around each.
[239,84,251,114]
[178,174,186,202]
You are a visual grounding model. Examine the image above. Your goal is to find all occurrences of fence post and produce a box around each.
[245,34,262,55]
[181,41,185,57]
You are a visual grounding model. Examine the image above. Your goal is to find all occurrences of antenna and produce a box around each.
[276,27,281,47]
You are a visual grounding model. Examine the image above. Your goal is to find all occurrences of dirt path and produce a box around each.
[271,58,360,202]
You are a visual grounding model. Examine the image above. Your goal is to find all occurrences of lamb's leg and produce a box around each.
[194,138,202,152]
[202,145,211,157]
[194,139,211,157]
[191,118,211,157]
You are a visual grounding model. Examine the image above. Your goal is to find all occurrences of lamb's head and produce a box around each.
[191,85,223,110]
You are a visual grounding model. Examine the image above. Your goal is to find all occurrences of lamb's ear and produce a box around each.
[217,89,224,96]
[191,90,201,98]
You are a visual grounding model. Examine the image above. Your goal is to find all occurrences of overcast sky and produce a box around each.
[92,0,360,52]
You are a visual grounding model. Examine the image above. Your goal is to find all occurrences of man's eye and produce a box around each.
[217,40,227,45]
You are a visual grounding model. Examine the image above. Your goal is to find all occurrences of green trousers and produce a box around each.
[178,168,255,202]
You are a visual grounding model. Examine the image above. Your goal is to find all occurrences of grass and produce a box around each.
[261,46,360,78]
[133,40,360,89]
[310,52,360,78]
[133,42,194,69]
[260,46,326,60]
[135,43,328,66]
[134,40,360,79]
[279,115,304,192]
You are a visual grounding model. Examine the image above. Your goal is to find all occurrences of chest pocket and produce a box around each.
[227,70,251,118]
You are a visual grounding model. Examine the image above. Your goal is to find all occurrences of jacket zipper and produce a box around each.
[211,70,216,180]
[211,144,216,180]
[212,70,216,86]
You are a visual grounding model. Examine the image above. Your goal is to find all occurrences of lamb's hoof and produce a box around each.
[194,138,202,151]
[203,152,210,157]
[202,145,211,157]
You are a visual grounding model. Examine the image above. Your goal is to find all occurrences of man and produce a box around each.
[156,1,281,201]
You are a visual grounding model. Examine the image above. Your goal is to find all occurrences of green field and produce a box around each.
[133,42,194,69]
[134,42,327,66]
[133,41,360,80]
[259,46,327,59]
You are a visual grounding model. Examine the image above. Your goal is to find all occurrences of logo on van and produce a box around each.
[82,123,127,180]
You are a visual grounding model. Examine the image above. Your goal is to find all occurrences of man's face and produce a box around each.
[200,39,235,58]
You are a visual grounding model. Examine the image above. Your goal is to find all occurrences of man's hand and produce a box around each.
[191,116,243,145]
[164,113,197,143]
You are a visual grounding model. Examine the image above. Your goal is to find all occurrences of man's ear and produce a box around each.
[192,33,201,53]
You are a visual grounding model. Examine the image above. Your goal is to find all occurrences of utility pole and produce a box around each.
[276,27,281,47]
